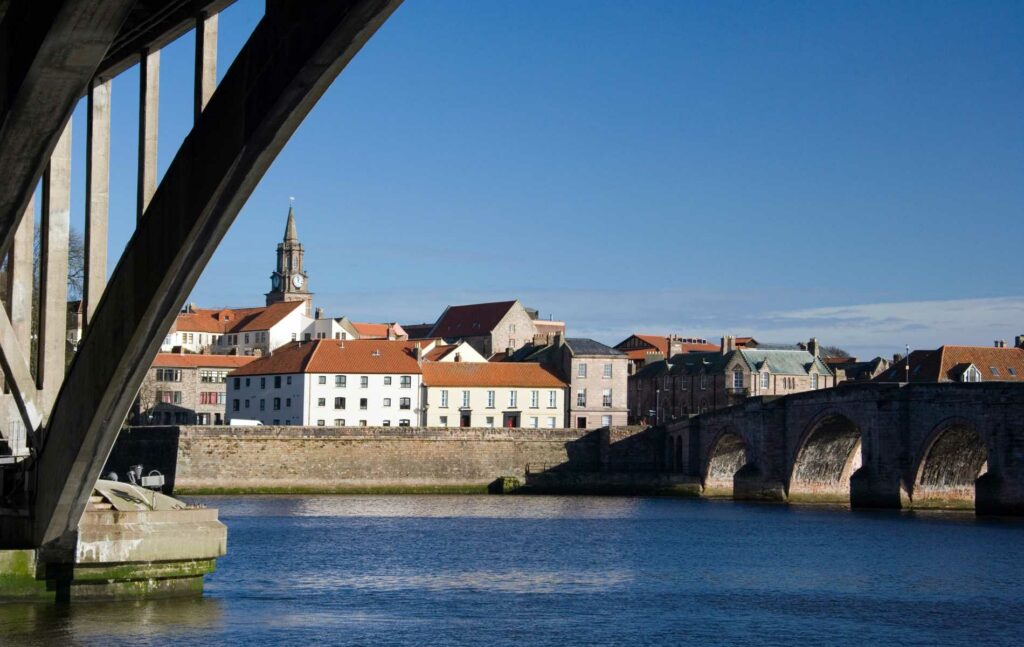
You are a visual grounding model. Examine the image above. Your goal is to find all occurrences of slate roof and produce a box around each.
[421,362,566,388]
[565,338,625,357]
[230,339,421,376]
[430,300,517,338]
[736,349,832,376]
[631,348,832,379]
[402,324,435,340]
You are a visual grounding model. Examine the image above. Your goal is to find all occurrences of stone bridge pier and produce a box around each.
[666,383,1024,515]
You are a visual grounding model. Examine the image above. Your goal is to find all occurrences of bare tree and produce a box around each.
[821,345,852,359]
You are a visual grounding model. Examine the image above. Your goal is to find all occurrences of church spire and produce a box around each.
[283,200,299,243]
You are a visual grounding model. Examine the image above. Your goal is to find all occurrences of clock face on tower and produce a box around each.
[292,274,304,288]
[271,274,280,289]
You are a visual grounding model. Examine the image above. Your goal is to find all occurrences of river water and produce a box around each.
[1,495,1022,646]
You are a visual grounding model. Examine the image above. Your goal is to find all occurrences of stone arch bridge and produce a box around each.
[665,382,1024,515]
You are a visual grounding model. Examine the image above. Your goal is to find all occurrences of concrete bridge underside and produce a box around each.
[667,383,1024,514]
[0,0,402,551]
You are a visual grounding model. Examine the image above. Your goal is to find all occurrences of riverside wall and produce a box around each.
[106,425,654,494]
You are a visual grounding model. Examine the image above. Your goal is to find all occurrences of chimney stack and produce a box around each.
[315,307,323,320]
[1016,335,1024,349]
[808,337,820,357]
[720,335,736,355]
[667,335,683,358]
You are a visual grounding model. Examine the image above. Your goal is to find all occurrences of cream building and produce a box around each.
[420,363,567,428]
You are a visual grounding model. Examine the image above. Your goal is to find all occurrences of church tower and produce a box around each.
[266,204,313,315]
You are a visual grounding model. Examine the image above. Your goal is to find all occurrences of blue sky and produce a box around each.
[62,0,1023,358]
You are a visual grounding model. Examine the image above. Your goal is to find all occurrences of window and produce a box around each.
[990,366,1000,377]
[304,333,311,341]
[260,377,266,389]
[259,399,265,411]
[286,375,292,385]
[509,323,516,333]
[360,376,368,388]
[334,419,345,426]
[273,419,280,425]
[732,370,743,389]
[285,398,292,407]
[273,398,281,410]
[399,398,411,410]
[399,419,410,427]
[200,369,228,383]
[603,363,612,378]
[548,391,557,408]
[245,378,251,387]
[384,376,392,385]
[530,390,539,408]
[547,417,556,428]
[232,399,239,412]
[335,375,346,387]
[761,372,770,389]
[200,392,225,405]
[400,376,412,388]
[359,398,368,410]
[244,333,250,344]
[487,390,495,408]
[485,416,495,428]
[334,397,345,409]
[359,420,367,427]
[157,391,182,404]
[317,398,326,407]
[811,373,819,389]
[382,420,391,427]
[440,390,449,408]
[462,390,470,408]
[578,363,587,378]
[509,391,518,408]
[440,415,448,427]
[155,368,181,382]
[318,375,327,384]
[1009,367,1018,377]
[233,377,240,389]
[962,367,981,383]
[602,389,612,407]
[317,420,325,427]
[244,399,249,409]
[383,397,392,407]
[700,374,708,390]
[602,415,612,426]
[577,389,586,407]
[274,376,282,388]
[530,417,539,428]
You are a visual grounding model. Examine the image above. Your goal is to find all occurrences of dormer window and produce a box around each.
[962,366,982,383]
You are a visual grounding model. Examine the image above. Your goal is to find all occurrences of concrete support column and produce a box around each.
[194,12,218,124]
[38,120,71,415]
[5,197,34,348]
[137,48,160,222]
[84,79,111,325]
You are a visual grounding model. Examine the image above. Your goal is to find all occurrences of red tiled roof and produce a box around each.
[152,353,256,368]
[421,362,566,388]
[230,339,421,376]
[430,300,517,338]
[425,344,457,361]
[875,346,1024,382]
[488,352,509,362]
[633,335,669,354]
[352,322,391,338]
[174,301,304,334]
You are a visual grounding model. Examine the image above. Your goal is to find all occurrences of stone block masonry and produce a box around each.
[109,426,647,494]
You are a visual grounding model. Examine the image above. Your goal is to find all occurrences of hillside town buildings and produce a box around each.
[614,334,718,375]
[136,353,255,425]
[423,300,565,358]
[874,340,1024,383]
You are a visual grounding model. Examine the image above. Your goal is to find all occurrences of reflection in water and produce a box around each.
[3,495,1023,646]
[0,597,223,645]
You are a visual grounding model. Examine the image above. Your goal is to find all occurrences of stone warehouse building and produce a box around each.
[135,354,256,425]
[419,299,565,358]
[628,336,835,424]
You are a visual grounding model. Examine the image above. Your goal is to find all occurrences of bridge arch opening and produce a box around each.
[703,431,747,496]
[788,415,862,503]
[913,422,988,510]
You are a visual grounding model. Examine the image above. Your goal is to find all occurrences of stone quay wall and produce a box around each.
[107,425,651,494]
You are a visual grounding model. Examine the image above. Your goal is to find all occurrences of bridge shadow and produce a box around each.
[911,421,988,511]
[787,414,862,505]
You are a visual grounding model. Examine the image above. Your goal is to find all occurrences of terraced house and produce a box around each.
[628,336,835,424]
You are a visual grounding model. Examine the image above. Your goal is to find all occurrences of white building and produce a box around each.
[420,362,568,428]
[226,339,424,426]
[162,301,310,356]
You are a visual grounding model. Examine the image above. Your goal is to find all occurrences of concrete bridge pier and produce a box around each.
[849,467,908,510]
